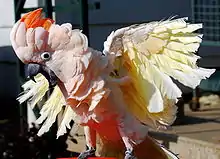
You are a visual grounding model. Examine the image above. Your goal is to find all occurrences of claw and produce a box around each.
[78,148,96,159]
[124,150,137,159]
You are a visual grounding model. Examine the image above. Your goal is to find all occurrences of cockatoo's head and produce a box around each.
[10,8,89,90]
[10,8,54,63]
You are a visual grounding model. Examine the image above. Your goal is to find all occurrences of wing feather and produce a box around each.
[104,17,215,128]
[17,74,77,137]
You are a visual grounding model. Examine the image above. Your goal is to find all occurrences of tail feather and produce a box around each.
[160,146,179,159]
[134,135,169,159]
[97,135,177,159]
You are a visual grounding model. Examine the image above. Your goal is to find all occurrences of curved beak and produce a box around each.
[26,64,57,88]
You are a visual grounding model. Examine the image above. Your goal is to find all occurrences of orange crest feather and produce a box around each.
[20,8,54,31]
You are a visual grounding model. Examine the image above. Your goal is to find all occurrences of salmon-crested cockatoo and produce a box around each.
[11,8,215,159]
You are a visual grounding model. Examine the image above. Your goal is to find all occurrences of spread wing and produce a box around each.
[103,17,215,128]
[17,73,78,137]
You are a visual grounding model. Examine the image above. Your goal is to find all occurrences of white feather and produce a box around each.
[172,23,203,34]
[17,73,49,108]
[57,106,77,138]
[36,86,65,136]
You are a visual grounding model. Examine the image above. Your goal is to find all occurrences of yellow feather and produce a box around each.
[166,41,200,53]
[153,17,188,34]
[137,35,167,54]
[172,23,202,34]
[170,34,203,44]
[17,73,49,108]
[36,85,65,136]
[104,17,215,129]
[163,48,200,67]
[17,73,77,137]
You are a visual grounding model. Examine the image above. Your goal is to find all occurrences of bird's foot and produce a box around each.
[124,150,137,159]
[77,148,96,159]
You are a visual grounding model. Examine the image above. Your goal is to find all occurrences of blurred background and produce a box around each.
[0,0,220,159]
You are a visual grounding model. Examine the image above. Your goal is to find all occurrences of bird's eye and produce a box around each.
[41,52,51,61]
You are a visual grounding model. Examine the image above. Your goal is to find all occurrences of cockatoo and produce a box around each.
[11,8,215,159]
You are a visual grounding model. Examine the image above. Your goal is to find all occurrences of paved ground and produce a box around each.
[165,103,220,145]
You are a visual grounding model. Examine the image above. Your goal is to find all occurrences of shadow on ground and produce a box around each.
[182,115,220,125]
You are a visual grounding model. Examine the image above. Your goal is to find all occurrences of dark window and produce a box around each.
[192,0,220,42]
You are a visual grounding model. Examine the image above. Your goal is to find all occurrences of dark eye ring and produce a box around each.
[41,52,51,61]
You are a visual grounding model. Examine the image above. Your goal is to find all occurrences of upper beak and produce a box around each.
[26,63,57,88]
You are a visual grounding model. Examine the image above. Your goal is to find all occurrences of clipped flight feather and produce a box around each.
[36,86,65,136]
[172,23,202,34]
[16,73,79,137]
[103,16,215,130]
[134,53,182,112]
[153,17,188,34]
[57,106,77,138]
[17,73,49,108]
[150,54,215,88]
[170,34,203,44]
[166,41,200,53]
[163,48,200,67]
[172,68,215,89]
[17,74,78,137]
